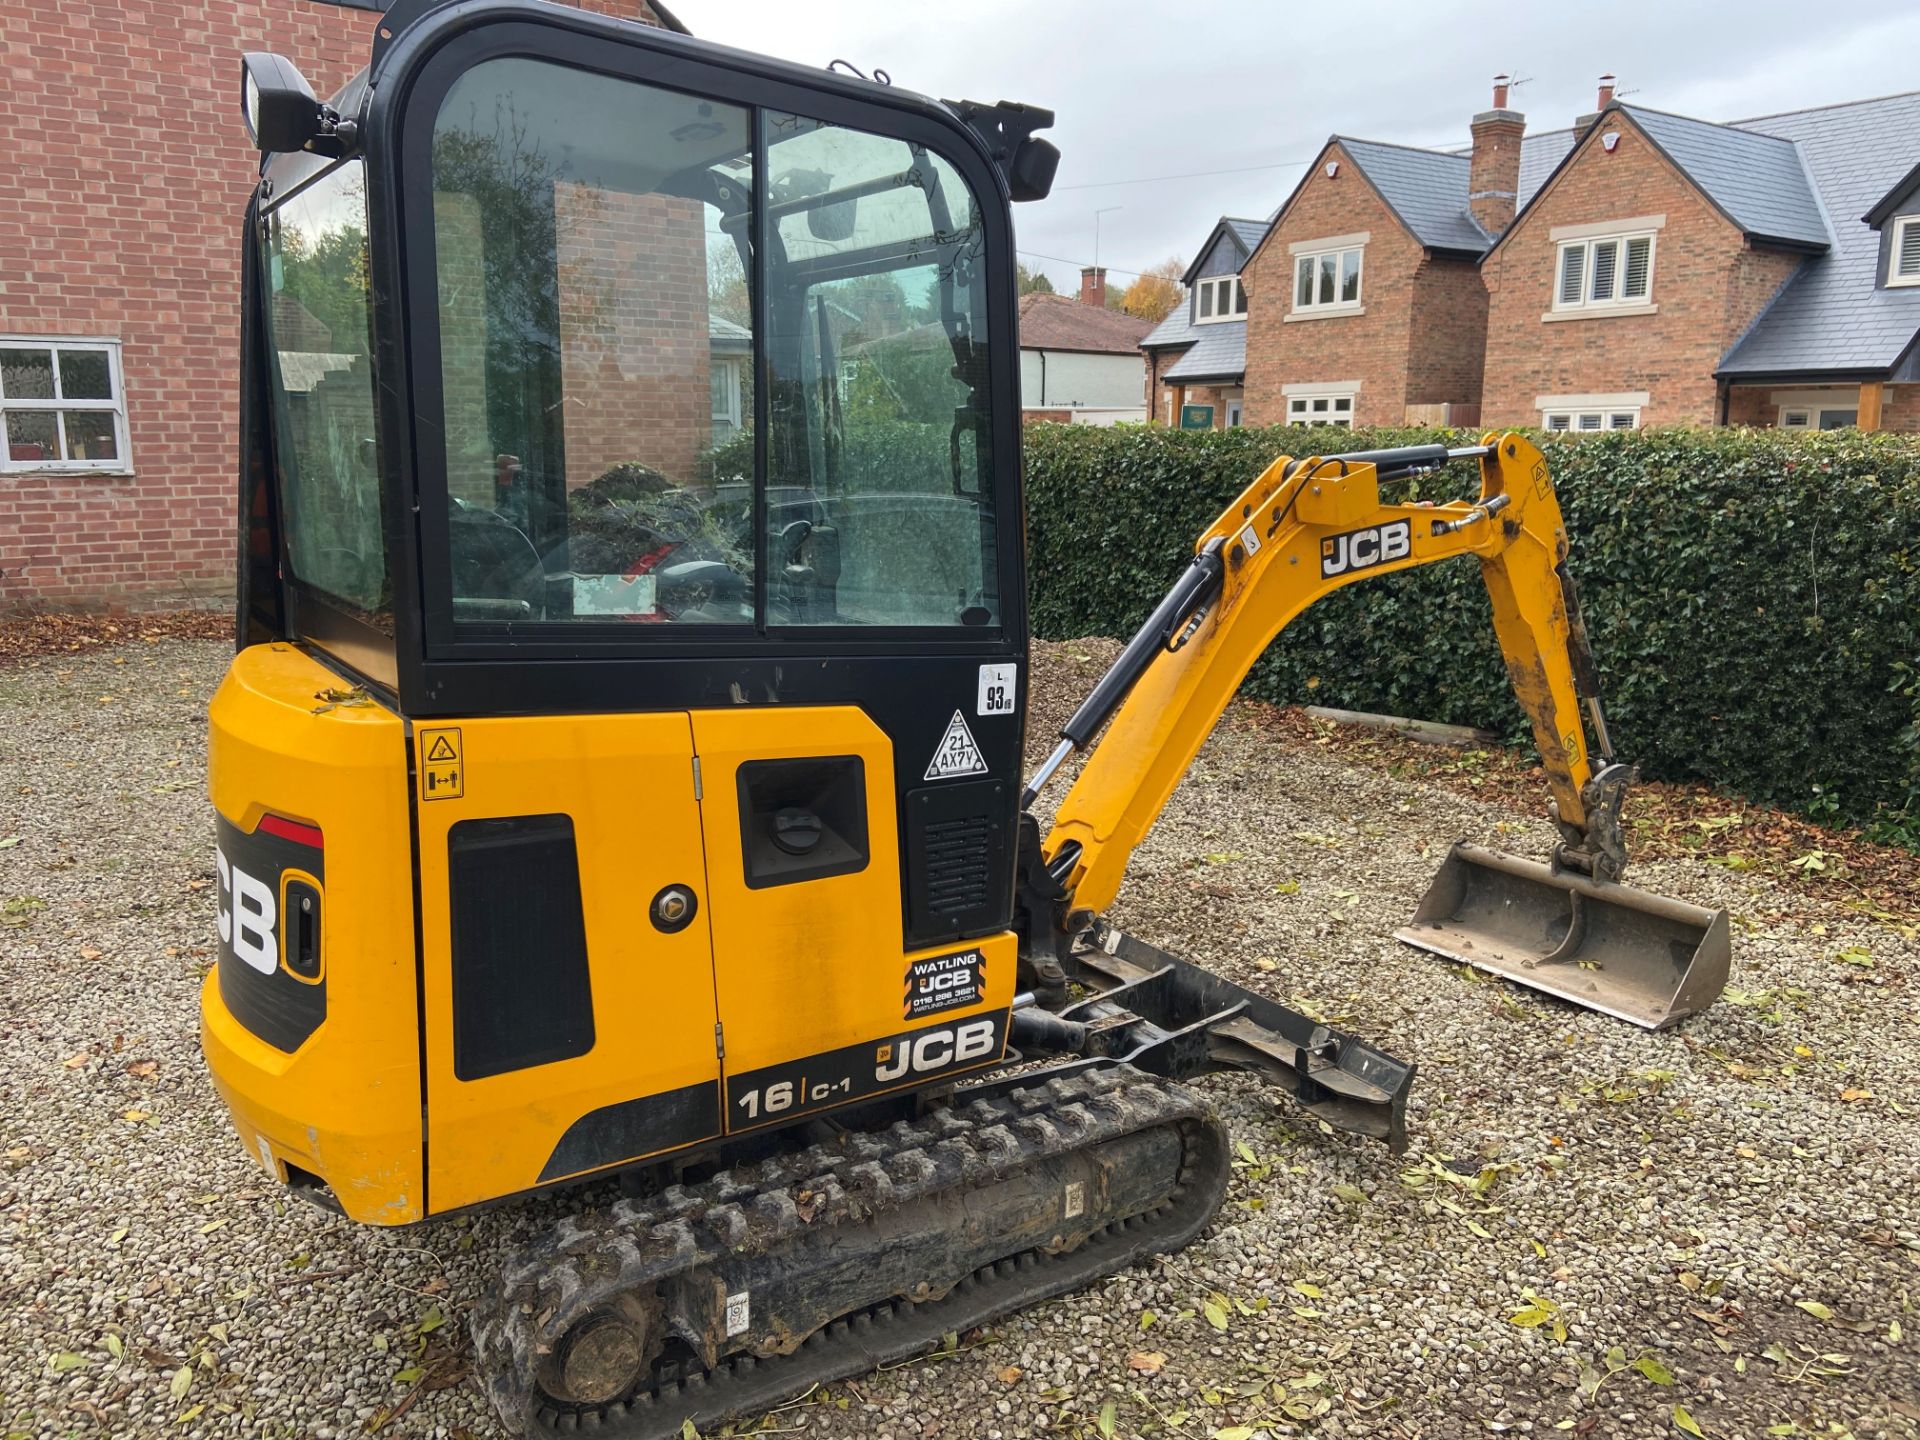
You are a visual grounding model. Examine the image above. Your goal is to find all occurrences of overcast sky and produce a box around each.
[672,0,1920,294]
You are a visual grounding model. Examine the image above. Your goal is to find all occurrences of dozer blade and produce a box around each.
[1395,841,1730,1030]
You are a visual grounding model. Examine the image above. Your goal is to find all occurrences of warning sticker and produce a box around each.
[725,1291,750,1337]
[976,662,1016,716]
[419,727,464,801]
[924,710,988,781]
[903,947,985,1020]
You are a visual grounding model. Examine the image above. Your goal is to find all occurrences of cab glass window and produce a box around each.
[262,160,389,622]
[762,113,997,628]
[424,59,999,631]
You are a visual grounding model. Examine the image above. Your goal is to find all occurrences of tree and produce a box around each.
[1015,262,1056,295]
[1120,257,1186,323]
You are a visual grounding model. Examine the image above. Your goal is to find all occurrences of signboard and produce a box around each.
[1179,404,1215,430]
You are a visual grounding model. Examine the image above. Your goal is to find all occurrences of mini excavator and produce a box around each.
[209,5,1729,1434]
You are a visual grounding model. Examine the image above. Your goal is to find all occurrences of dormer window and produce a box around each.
[1195,275,1246,323]
[1890,216,1920,287]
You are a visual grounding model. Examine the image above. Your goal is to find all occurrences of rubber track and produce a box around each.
[471,1063,1229,1438]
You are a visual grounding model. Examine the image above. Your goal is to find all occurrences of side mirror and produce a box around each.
[241,52,323,154]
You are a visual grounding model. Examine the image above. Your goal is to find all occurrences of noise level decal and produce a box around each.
[924,710,988,781]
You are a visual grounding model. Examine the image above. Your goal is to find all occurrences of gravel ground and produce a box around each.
[2,636,1915,1440]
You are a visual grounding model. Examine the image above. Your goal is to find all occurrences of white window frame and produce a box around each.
[1889,216,1920,288]
[711,355,743,427]
[1551,230,1657,313]
[1283,383,1358,427]
[1288,245,1364,317]
[1543,408,1640,432]
[0,336,132,475]
[1194,275,1245,324]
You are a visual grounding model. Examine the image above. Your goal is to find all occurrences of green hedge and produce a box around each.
[1023,423,1920,835]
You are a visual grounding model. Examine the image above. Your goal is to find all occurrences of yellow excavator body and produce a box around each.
[208,7,1727,1433]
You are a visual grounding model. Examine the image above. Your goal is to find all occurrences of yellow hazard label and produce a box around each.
[419,727,464,801]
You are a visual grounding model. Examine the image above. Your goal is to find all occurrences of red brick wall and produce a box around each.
[1725,382,1920,431]
[1243,144,1486,427]
[554,183,711,488]
[1480,115,1804,428]
[0,0,671,610]
[1144,349,1240,428]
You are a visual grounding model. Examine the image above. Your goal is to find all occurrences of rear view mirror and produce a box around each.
[241,52,323,154]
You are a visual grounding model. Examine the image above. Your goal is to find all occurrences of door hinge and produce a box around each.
[714,1021,725,1059]
[692,755,703,801]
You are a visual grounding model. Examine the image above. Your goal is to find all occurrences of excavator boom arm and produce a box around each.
[1039,434,1606,917]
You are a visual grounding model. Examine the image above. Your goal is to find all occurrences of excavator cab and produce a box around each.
[210,6,1721,1434]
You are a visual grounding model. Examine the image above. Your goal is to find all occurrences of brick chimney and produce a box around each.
[1575,74,1617,136]
[1079,266,1107,308]
[1468,74,1525,237]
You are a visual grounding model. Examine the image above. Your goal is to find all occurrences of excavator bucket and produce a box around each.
[1395,842,1730,1029]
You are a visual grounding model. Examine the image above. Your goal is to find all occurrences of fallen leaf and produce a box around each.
[1671,1402,1704,1437]
[1202,1295,1229,1332]
[1794,1300,1834,1321]
[198,1219,227,1235]
[1211,1428,1258,1440]
[996,1365,1022,1385]
[1128,1351,1166,1375]
[102,1333,124,1360]
[79,946,102,960]
[61,1052,90,1069]
[1138,1310,1156,1331]
[170,1366,193,1401]
[1292,1281,1323,1299]
[0,836,20,849]
[1839,1089,1872,1103]
[417,1306,447,1334]
[1332,1183,1368,1205]
[106,1226,128,1248]
[1097,1399,1117,1438]
[50,1351,86,1373]
[127,1060,158,1079]
[1634,1355,1676,1385]
[1253,957,1278,972]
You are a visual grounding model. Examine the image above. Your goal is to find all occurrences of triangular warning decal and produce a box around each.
[426,734,458,762]
[924,710,989,781]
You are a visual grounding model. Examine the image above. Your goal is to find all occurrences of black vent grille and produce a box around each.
[923,811,993,919]
[905,779,1009,943]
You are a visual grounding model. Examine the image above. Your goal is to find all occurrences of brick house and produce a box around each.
[0,0,679,609]
[1139,217,1265,428]
[1233,81,1581,430]
[1482,91,1920,431]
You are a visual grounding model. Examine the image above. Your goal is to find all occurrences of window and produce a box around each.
[1543,409,1639,432]
[1890,217,1920,287]
[1780,405,1856,430]
[426,58,998,631]
[1195,275,1245,323]
[1285,392,1355,426]
[263,161,386,617]
[1,338,129,474]
[1291,246,1362,313]
[1554,232,1655,310]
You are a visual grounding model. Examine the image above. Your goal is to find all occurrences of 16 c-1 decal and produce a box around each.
[726,1011,1008,1131]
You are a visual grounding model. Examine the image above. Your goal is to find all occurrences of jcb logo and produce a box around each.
[217,845,279,976]
[1321,520,1411,578]
[874,1018,997,1082]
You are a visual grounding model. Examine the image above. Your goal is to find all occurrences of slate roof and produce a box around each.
[1162,322,1247,382]
[1016,292,1155,354]
[1717,90,1920,376]
[1266,131,1576,256]
[1620,104,1829,248]
[1225,217,1268,253]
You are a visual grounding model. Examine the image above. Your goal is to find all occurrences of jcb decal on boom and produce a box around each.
[1321,520,1411,578]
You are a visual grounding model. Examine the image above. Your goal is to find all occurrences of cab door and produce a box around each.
[413,714,720,1213]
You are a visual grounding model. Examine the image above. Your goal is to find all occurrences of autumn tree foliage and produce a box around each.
[1120,258,1186,323]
